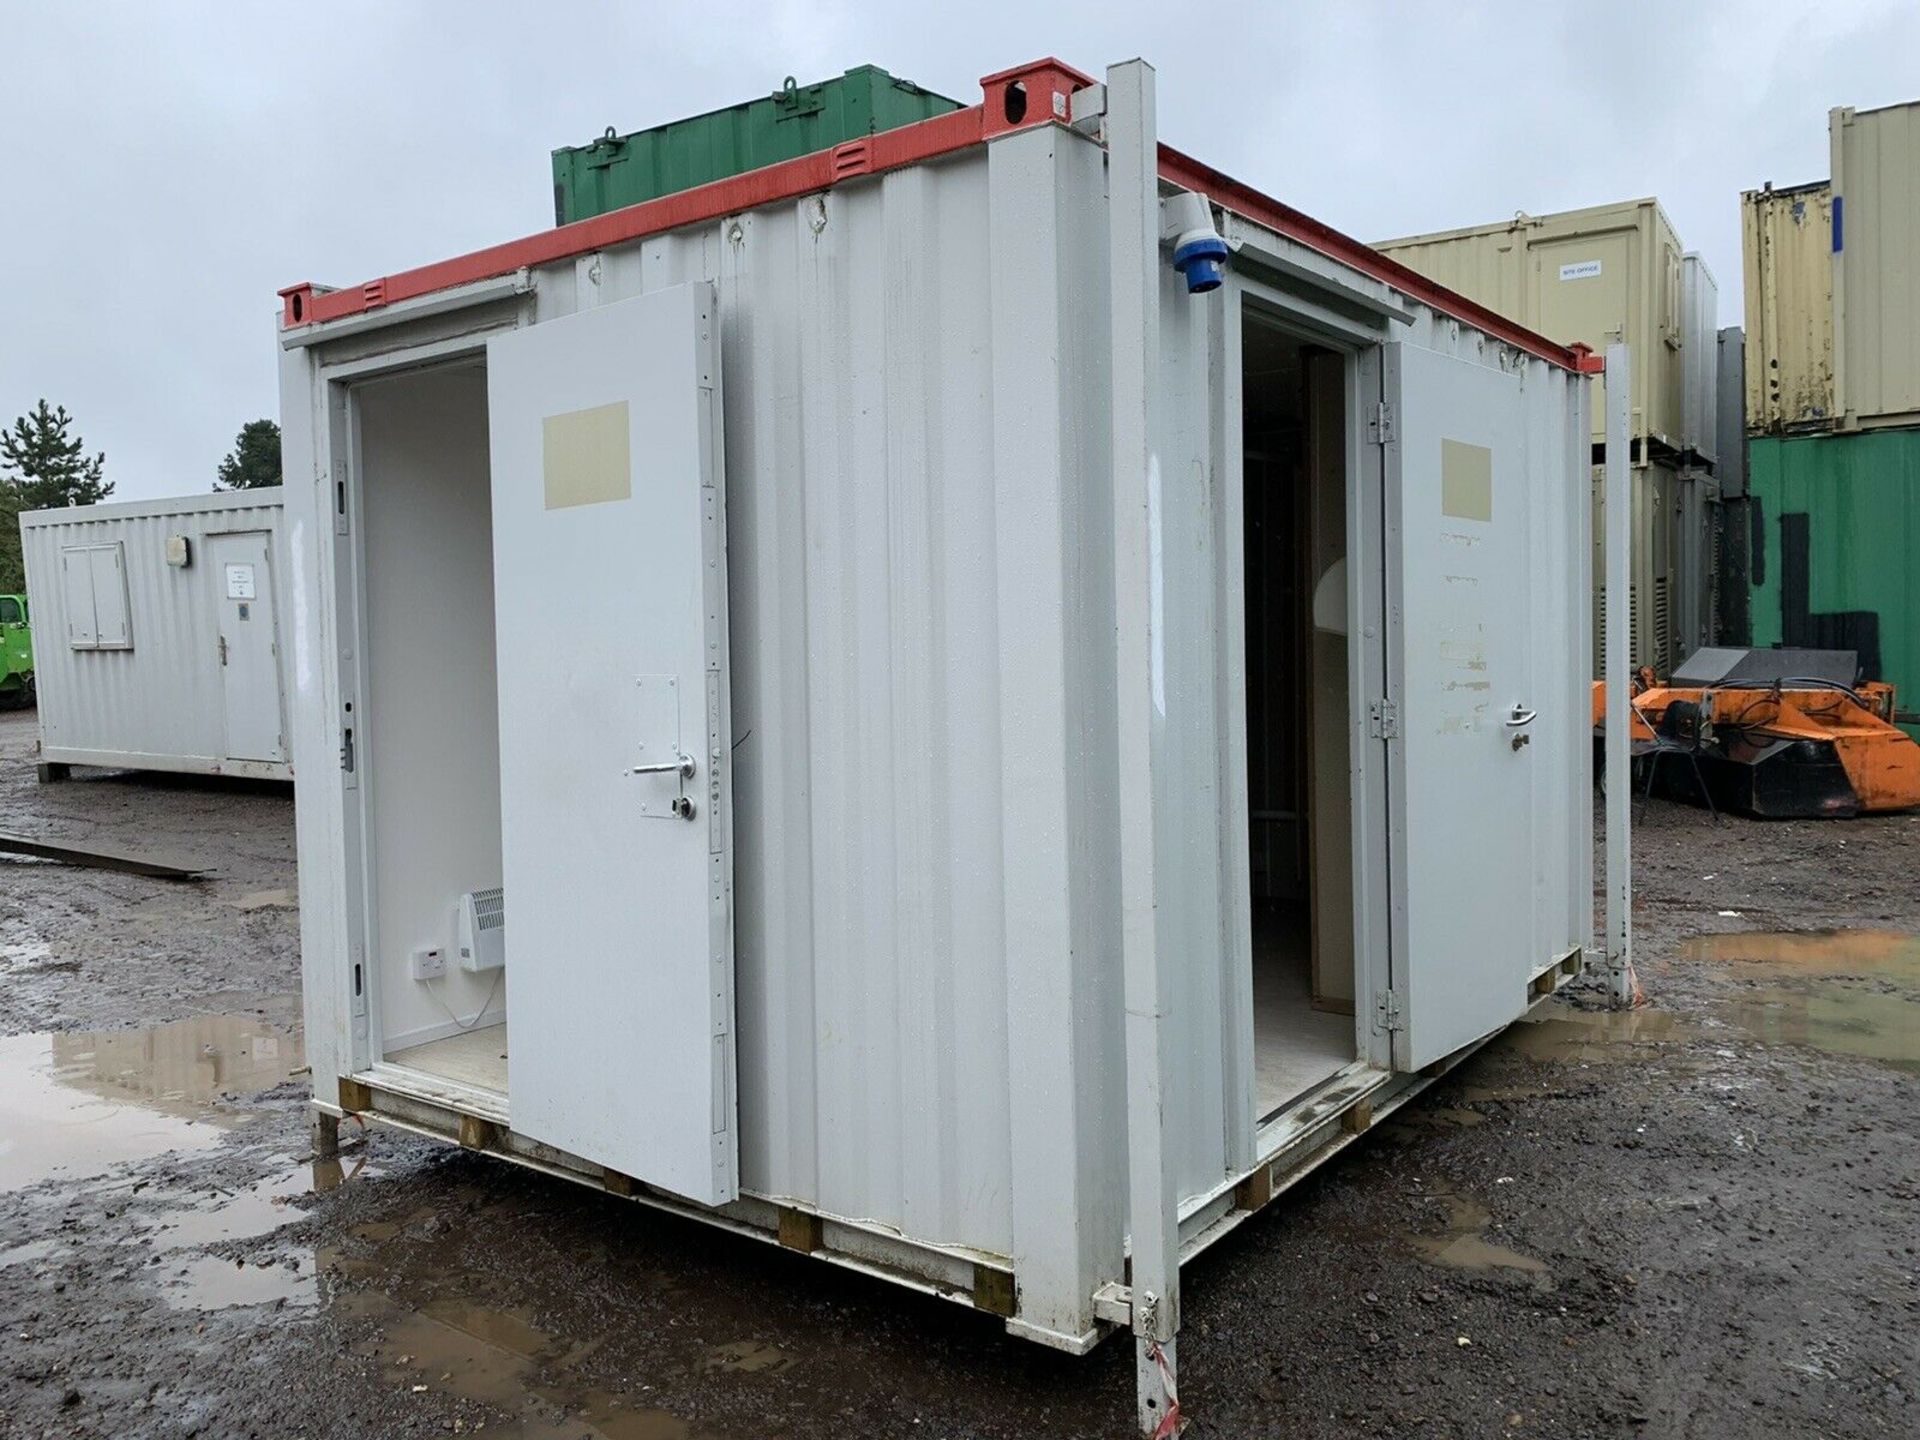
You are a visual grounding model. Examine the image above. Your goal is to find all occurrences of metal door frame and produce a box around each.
[1216,271,1396,1175]
[319,330,507,1081]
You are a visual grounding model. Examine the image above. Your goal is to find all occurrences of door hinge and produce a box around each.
[1373,988,1404,1034]
[1367,401,1396,446]
[218,634,229,666]
[1368,698,1399,739]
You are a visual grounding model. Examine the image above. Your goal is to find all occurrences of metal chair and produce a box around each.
[1635,697,1719,820]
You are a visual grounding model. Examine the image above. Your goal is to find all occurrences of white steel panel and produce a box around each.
[21,491,291,778]
[60,547,99,647]
[282,103,1602,1367]
[207,531,286,763]
[486,282,736,1205]
[87,545,132,648]
[557,149,1091,1286]
[1385,342,1534,1069]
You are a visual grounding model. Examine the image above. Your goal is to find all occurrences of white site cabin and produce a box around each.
[281,57,1627,1431]
[20,489,292,782]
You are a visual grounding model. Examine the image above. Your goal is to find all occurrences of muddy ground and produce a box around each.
[1,702,1915,1439]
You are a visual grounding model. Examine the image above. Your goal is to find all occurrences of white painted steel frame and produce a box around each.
[278,76,1610,1438]
[1105,59,1182,1433]
[1604,343,1633,1003]
[284,137,1120,1347]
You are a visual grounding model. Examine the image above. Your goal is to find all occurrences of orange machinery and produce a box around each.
[1592,647,1920,818]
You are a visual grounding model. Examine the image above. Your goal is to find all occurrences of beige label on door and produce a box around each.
[542,400,632,510]
[1440,439,1493,522]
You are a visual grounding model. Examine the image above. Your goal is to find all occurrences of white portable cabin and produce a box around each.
[280,58,1627,1431]
[20,489,292,782]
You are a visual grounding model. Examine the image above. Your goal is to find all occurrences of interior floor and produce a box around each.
[387,1022,510,1093]
[1251,912,1353,1118]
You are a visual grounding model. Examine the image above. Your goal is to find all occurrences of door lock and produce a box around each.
[671,796,697,821]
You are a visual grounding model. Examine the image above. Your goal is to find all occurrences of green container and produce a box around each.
[1744,428,1920,734]
[552,66,961,226]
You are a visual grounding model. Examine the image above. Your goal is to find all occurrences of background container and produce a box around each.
[1591,461,1681,674]
[19,490,291,780]
[1743,429,1920,733]
[1716,327,1753,645]
[551,65,959,225]
[1832,100,1920,429]
[1376,198,1695,458]
[1681,253,1721,468]
[1741,181,1835,432]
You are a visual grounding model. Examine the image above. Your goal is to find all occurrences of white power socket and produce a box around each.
[410,946,446,981]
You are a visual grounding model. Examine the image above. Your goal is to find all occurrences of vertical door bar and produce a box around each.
[1106,57,1181,1438]
[1604,343,1634,1005]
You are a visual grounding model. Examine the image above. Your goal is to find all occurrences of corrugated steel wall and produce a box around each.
[1746,430,1920,735]
[285,117,1597,1342]
[1833,101,1920,428]
[522,131,1133,1309]
[1742,183,1835,431]
[21,493,287,773]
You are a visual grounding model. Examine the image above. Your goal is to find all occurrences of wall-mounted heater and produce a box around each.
[457,887,506,972]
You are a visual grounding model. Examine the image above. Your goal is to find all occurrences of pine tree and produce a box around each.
[0,400,112,511]
[214,419,283,491]
[0,491,22,592]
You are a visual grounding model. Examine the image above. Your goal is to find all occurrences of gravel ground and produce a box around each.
[1,704,1915,1439]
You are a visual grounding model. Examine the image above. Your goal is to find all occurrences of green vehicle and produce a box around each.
[0,593,32,708]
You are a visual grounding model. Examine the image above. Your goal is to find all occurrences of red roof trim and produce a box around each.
[1156,145,1589,373]
[280,99,993,329]
[279,59,1593,375]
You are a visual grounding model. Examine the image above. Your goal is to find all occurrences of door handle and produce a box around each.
[1507,704,1536,750]
[625,753,696,779]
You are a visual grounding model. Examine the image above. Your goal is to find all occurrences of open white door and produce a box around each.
[487,282,736,1205]
[1382,342,1537,1070]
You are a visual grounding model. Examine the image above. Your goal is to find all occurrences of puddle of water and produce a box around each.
[0,1237,68,1269]
[229,887,296,911]
[335,1284,703,1438]
[1683,928,1920,972]
[162,1251,317,1310]
[1684,928,1920,1072]
[1403,1190,1549,1278]
[1492,1006,1693,1065]
[151,1165,316,1250]
[0,1009,304,1192]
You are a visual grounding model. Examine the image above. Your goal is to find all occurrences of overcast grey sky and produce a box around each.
[3,1,1913,501]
